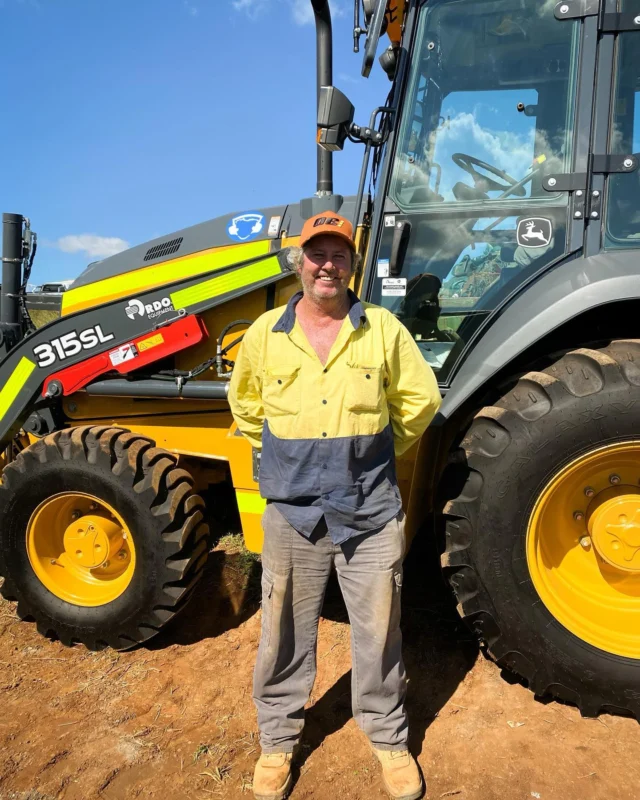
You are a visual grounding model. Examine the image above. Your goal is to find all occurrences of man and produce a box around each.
[229,211,441,800]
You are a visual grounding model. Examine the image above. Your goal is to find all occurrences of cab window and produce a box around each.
[371,0,580,383]
[605,2,640,249]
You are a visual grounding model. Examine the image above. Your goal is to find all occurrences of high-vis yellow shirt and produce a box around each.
[228,290,441,543]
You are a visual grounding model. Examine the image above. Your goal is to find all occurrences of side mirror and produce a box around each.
[317,86,355,152]
[361,0,388,78]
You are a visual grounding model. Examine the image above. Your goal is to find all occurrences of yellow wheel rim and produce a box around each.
[527,442,640,659]
[27,492,136,607]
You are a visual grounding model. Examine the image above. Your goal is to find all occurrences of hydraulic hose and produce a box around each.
[85,378,230,400]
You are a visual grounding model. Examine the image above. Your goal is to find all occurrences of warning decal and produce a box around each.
[109,342,139,366]
[138,333,165,353]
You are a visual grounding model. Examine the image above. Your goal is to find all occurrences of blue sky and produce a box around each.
[0,0,388,284]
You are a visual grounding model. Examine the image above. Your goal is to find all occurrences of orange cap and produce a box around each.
[300,212,355,251]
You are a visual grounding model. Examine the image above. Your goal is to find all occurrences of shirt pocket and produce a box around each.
[263,365,301,417]
[344,364,384,413]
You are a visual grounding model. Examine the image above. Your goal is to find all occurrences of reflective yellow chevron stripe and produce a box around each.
[61,240,271,316]
[236,491,267,515]
[0,357,36,421]
[170,257,281,310]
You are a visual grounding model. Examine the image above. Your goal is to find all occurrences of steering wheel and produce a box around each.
[452,153,527,197]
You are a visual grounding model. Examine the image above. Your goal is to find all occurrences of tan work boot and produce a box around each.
[252,751,293,800]
[372,748,424,800]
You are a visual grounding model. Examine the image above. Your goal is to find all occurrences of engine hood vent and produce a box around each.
[144,237,183,262]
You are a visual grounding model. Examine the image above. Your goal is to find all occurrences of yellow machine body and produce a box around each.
[58,224,426,554]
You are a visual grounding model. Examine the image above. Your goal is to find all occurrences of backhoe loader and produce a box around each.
[1,0,640,721]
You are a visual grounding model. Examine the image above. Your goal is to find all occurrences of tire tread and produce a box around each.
[442,342,640,721]
[0,425,210,651]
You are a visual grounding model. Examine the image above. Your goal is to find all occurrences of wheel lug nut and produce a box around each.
[89,503,97,511]
[610,474,621,485]
[71,510,81,520]
[584,487,595,498]
[573,511,585,521]
[50,559,56,565]
[580,536,591,549]
[118,550,127,560]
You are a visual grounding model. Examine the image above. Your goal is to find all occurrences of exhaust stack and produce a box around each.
[311,0,334,196]
[1,213,24,350]
[300,1,343,218]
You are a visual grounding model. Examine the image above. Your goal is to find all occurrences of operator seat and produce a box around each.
[451,183,489,203]
[409,185,445,204]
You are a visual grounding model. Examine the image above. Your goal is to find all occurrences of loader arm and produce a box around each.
[0,248,291,449]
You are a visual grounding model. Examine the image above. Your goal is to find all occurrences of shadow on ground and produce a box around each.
[147,544,262,649]
[146,484,263,650]
[148,510,479,766]
[299,528,479,767]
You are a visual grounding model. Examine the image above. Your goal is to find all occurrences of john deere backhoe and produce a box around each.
[1,0,640,720]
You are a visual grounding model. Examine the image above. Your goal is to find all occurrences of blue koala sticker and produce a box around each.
[227,212,265,242]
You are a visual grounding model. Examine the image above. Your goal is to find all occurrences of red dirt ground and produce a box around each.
[0,533,638,800]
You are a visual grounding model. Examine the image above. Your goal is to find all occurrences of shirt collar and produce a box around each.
[272,288,367,334]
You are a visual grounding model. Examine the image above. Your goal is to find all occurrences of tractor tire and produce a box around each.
[442,342,640,719]
[0,426,209,650]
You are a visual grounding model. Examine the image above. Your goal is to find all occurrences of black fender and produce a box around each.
[440,250,640,420]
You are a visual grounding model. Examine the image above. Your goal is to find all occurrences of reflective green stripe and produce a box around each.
[236,491,267,515]
[0,357,36,421]
[61,240,272,315]
[170,257,281,310]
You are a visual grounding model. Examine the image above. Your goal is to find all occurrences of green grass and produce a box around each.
[193,743,213,763]
[29,309,60,328]
[217,533,261,577]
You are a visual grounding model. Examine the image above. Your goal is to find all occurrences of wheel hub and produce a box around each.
[27,491,135,607]
[589,495,640,573]
[526,441,640,659]
[63,515,125,569]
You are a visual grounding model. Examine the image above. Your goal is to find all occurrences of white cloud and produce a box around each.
[338,72,360,85]
[52,234,130,259]
[290,0,314,24]
[232,0,345,25]
[232,0,270,19]
[435,112,536,185]
[397,111,568,214]
[183,0,198,15]
[291,0,345,25]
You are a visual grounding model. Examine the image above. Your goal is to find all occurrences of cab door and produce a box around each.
[365,0,586,386]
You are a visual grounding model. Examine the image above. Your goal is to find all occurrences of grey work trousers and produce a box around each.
[254,502,408,753]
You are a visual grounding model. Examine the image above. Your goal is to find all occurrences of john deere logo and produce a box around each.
[517,218,552,249]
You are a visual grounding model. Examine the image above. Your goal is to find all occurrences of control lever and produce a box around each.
[389,220,411,276]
